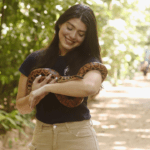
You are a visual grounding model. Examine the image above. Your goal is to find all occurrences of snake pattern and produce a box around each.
[27,62,108,108]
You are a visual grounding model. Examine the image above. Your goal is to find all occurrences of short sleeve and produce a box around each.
[85,57,100,64]
[80,57,100,67]
[19,52,38,77]
[79,57,107,82]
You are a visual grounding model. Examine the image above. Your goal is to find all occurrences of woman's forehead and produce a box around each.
[66,18,87,31]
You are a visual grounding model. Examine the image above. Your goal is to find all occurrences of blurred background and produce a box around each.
[0,0,150,149]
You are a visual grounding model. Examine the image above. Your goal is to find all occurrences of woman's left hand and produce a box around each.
[29,77,58,110]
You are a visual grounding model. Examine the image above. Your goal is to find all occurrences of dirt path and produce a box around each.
[88,72,150,150]
[1,72,150,150]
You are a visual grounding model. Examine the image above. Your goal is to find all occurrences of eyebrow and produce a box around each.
[67,22,86,33]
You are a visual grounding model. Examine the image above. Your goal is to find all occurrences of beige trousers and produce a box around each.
[28,119,100,150]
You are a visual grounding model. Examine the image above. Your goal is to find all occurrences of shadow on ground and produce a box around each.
[89,72,150,150]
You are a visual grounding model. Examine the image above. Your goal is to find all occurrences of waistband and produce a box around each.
[35,119,93,131]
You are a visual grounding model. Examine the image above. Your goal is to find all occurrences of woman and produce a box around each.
[16,4,106,150]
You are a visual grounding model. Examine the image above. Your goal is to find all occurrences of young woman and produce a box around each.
[16,4,106,150]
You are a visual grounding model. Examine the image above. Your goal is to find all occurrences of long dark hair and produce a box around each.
[35,4,102,75]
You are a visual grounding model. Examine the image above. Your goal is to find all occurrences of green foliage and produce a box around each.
[0,110,35,135]
[0,0,150,134]
[0,0,89,135]
[88,0,150,85]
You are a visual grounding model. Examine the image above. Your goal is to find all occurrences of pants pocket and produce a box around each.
[68,126,93,137]
[57,125,100,150]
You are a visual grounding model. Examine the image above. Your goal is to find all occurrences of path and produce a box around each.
[89,72,150,150]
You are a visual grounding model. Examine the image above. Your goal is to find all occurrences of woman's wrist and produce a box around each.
[43,84,50,93]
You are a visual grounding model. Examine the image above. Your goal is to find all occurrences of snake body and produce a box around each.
[27,62,108,108]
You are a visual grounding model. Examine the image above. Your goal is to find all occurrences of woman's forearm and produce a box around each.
[44,79,99,97]
[16,95,32,114]
[43,70,102,97]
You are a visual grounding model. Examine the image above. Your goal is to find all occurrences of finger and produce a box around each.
[30,99,36,110]
[29,97,34,110]
[34,97,42,106]
[50,77,58,84]
[42,74,52,84]
[33,75,42,83]
[29,92,36,110]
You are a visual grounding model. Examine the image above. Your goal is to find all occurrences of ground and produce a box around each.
[89,72,150,150]
[0,72,150,150]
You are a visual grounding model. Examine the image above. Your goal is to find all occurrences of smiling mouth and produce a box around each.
[65,37,75,45]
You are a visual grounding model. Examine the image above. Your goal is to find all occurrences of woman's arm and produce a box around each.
[16,74,32,114]
[45,70,102,96]
[29,70,102,108]
[16,73,55,114]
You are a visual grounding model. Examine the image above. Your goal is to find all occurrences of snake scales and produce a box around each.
[27,62,108,108]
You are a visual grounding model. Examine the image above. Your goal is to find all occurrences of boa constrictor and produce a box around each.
[27,62,108,108]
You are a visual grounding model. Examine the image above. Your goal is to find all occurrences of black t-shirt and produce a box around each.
[19,51,99,124]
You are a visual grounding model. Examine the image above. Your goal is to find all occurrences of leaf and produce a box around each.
[0,110,7,114]
[0,114,6,121]
[15,115,24,122]
[1,122,9,130]
[6,117,17,127]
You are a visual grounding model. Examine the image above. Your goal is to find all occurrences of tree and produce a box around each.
[0,0,85,135]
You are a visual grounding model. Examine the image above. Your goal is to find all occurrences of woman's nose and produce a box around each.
[69,31,76,40]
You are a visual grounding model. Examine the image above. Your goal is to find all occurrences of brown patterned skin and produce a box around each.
[27,62,108,108]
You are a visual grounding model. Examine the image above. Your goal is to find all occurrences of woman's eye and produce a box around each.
[67,27,72,30]
[79,34,85,37]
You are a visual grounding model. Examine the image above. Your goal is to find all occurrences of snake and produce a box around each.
[26,62,108,108]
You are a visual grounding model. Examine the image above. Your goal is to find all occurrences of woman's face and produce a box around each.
[58,18,87,56]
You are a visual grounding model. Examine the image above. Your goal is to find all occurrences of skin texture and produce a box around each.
[16,18,102,114]
[58,18,87,56]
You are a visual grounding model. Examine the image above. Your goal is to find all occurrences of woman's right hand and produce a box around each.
[29,74,58,110]
[32,74,52,91]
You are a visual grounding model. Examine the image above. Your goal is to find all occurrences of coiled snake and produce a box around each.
[27,62,108,108]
